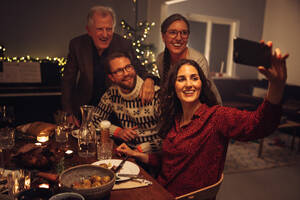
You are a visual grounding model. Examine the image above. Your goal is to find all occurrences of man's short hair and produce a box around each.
[105,52,133,74]
[87,6,116,29]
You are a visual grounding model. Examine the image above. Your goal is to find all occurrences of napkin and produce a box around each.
[113,179,152,190]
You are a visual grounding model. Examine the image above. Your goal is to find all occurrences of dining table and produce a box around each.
[1,127,175,200]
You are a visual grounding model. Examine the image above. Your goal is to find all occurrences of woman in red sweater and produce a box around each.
[116,42,289,197]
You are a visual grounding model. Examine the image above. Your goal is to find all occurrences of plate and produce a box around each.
[92,159,140,182]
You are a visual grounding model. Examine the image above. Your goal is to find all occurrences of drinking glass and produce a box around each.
[55,125,69,143]
[7,170,31,199]
[97,138,113,160]
[78,105,97,157]
[55,111,74,154]
[0,127,14,188]
[0,105,15,128]
[78,126,97,157]
[0,152,5,182]
[0,127,15,150]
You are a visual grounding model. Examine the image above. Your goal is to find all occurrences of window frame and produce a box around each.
[186,13,240,77]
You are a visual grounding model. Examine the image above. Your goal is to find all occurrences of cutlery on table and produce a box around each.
[112,155,129,173]
[117,174,139,178]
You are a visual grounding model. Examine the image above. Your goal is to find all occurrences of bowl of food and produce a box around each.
[59,164,116,200]
[49,192,85,200]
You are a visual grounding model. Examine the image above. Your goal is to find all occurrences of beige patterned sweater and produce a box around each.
[92,76,161,153]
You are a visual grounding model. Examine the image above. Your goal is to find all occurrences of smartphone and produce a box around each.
[233,37,271,68]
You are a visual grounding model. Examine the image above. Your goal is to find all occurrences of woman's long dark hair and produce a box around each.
[161,14,190,82]
[158,59,218,139]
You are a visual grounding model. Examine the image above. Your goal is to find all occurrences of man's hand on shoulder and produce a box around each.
[139,78,155,105]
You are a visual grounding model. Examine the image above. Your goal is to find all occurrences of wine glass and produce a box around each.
[0,105,15,128]
[0,150,5,181]
[0,127,15,184]
[55,111,74,154]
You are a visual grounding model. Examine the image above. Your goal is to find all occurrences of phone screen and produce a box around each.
[233,37,271,68]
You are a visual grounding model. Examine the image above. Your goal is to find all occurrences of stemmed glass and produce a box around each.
[55,111,74,154]
[0,105,15,128]
[0,127,15,187]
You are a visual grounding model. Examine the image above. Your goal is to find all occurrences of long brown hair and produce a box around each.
[158,59,218,138]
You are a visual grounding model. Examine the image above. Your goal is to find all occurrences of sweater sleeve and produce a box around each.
[91,91,113,129]
[215,99,282,141]
[136,137,162,153]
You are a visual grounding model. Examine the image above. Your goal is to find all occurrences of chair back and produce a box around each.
[175,173,224,200]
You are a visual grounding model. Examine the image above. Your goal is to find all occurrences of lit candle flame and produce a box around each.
[37,132,49,143]
[38,183,50,189]
[65,149,73,154]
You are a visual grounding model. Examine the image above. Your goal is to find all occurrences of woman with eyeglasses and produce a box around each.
[157,13,222,104]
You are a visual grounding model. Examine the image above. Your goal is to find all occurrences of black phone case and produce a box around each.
[233,37,271,68]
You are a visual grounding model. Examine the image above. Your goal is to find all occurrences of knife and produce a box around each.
[117,174,139,178]
[113,155,129,173]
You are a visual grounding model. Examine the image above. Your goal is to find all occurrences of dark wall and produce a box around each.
[0,0,147,58]
[0,0,148,125]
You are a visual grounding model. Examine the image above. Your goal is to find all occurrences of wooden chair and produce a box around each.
[258,120,300,157]
[175,173,224,200]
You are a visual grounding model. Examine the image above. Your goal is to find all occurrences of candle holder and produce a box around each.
[36,132,49,145]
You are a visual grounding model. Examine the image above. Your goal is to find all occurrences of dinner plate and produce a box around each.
[92,159,140,182]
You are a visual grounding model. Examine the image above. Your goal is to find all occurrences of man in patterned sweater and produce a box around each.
[92,52,161,153]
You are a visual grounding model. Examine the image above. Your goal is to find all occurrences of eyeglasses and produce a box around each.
[166,30,189,39]
[111,64,134,76]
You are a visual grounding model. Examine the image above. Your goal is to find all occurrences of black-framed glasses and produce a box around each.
[166,29,189,39]
[111,64,134,76]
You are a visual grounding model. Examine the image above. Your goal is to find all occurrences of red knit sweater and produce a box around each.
[148,99,282,197]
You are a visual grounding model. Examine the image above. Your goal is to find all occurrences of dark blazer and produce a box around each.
[61,33,151,115]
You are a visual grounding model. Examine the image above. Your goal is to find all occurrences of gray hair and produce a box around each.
[87,6,116,29]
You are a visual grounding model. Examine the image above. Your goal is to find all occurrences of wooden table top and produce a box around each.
[4,131,174,200]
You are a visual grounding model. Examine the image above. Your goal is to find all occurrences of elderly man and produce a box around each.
[92,52,161,153]
[61,6,157,126]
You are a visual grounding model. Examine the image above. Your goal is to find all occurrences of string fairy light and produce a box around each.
[0,44,67,76]
[120,19,158,77]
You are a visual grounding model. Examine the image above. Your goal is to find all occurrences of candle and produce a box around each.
[38,183,50,189]
[65,149,73,154]
[25,175,31,189]
[37,132,49,143]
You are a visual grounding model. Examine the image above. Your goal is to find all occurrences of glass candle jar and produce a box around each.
[37,132,49,143]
